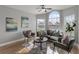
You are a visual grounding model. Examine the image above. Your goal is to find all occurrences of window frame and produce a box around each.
[36,19,45,31]
[48,11,60,30]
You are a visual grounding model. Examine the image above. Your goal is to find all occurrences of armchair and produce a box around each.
[53,39,75,53]
[23,30,35,45]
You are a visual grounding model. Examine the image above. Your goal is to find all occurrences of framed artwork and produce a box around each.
[21,16,29,28]
[6,17,17,32]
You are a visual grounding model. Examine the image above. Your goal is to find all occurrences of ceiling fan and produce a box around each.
[37,5,52,12]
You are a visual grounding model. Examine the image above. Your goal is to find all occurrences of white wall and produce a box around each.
[36,14,46,19]
[0,6,36,44]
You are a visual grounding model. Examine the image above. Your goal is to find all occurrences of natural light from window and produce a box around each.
[48,11,60,30]
[37,19,45,31]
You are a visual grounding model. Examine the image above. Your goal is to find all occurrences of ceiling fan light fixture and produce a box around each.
[37,5,52,13]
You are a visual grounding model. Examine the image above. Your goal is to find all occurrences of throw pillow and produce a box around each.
[63,35,69,45]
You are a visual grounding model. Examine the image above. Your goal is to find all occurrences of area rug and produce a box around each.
[27,43,47,54]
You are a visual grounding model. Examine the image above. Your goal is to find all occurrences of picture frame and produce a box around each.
[6,17,17,32]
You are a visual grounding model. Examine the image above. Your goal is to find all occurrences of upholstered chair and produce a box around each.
[53,39,75,53]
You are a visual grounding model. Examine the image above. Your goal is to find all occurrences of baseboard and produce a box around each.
[0,38,24,47]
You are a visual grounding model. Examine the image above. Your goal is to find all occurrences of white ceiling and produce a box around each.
[5,5,74,15]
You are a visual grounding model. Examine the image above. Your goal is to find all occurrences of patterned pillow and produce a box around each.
[63,35,69,45]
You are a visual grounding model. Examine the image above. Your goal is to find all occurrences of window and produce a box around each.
[37,19,45,31]
[64,14,75,37]
[64,15,75,26]
[48,11,60,30]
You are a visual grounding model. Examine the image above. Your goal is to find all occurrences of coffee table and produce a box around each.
[33,37,47,50]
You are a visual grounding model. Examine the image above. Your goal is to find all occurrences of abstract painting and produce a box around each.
[21,16,29,28]
[6,17,17,32]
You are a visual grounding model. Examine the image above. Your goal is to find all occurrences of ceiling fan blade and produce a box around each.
[40,5,44,7]
[46,8,52,10]
[40,5,45,9]
[36,5,52,13]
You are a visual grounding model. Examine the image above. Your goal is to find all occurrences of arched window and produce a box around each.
[48,11,60,30]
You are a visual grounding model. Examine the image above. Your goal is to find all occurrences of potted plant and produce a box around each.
[65,22,76,38]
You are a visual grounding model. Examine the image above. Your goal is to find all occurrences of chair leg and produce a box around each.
[33,41,35,48]
[40,42,43,50]
[68,51,71,54]
[53,43,55,51]
[53,45,55,51]
[67,51,70,54]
